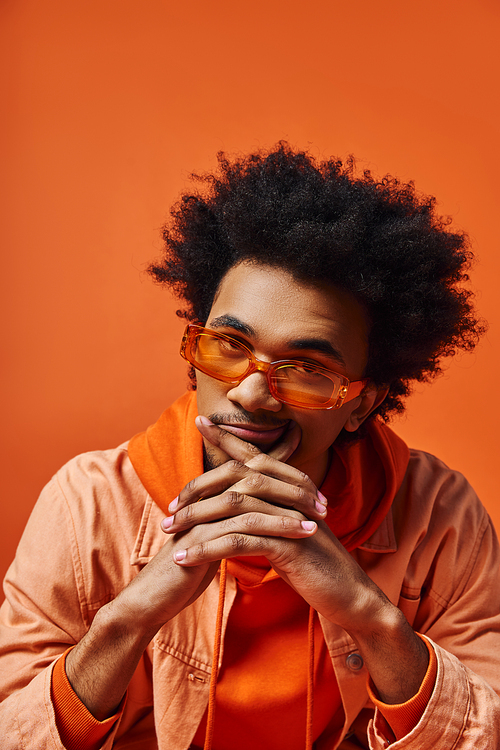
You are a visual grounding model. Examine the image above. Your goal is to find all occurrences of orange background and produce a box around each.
[1,0,499,588]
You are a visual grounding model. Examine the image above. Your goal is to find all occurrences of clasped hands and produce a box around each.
[110,414,427,706]
[161,415,385,630]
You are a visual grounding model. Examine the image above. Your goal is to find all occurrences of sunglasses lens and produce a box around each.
[272,365,338,406]
[192,332,249,379]
[181,326,344,409]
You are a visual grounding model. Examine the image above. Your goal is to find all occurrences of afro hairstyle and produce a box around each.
[149,142,485,422]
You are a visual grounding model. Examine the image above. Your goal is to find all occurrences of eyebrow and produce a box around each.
[209,315,256,337]
[208,314,346,367]
[287,338,346,367]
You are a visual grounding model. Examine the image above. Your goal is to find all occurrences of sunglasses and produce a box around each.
[180,324,368,410]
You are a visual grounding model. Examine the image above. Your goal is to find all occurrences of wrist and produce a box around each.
[97,595,162,648]
[347,595,405,647]
[65,602,157,721]
[346,600,429,705]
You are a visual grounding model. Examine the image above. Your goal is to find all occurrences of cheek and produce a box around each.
[293,413,346,457]
[195,373,224,414]
[285,412,347,486]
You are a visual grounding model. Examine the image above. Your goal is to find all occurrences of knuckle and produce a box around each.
[290,484,308,507]
[227,459,245,473]
[177,502,195,524]
[296,469,312,486]
[280,515,295,530]
[193,541,208,559]
[228,534,247,553]
[243,512,260,530]
[245,442,262,457]
[245,471,265,491]
[224,491,244,509]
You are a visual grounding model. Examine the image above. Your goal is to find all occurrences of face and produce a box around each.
[196,261,379,487]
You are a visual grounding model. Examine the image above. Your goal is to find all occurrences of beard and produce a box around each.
[202,409,287,473]
[203,444,222,473]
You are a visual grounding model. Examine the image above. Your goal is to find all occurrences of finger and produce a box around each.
[163,492,302,533]
[196,418,318,501]
[166,477,326,532]
[172,515,317,565]
[217,473,327,519]
[173,450,326,518]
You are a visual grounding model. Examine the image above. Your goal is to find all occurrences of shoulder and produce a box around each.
[46,443,152,561]
[399,447,488,527]
[17,444,153,612]
[394,448,496,602]
[53,442,148,521]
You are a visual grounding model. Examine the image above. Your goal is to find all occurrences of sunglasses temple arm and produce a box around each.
[341,378,370,405]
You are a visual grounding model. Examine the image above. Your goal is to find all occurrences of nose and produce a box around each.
[226,371,283,413]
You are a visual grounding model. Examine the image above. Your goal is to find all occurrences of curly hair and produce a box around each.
[149,142,485,422]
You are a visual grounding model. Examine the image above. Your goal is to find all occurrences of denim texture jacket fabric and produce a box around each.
[0,439,499,748]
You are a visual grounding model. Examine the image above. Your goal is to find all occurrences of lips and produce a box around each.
[219,422,289,445]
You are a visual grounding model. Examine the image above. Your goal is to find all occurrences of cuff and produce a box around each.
[51,647,124,750]
[367,634,437,741]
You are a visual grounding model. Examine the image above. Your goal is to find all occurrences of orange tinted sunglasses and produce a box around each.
[180,324,368,410]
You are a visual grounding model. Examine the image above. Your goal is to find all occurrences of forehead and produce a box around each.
[208,261,370,376]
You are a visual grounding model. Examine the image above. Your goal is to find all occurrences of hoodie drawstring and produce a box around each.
[204,561,316,750]
[204,559,228,750]
[306,606,315,750]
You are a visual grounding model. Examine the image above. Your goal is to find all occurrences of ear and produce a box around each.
[343,384,390,433]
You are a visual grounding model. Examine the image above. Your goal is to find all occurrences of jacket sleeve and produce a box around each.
[0,474,123,750]
[368,637,500,748]
[369,462,500,749]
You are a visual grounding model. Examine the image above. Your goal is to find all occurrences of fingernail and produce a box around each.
[198,416,213,426]
[174,549,187,562]
[317,491,328,506]
[161,516,174,530]
[168,496,179,512]
[301,521,316,532]
[315,500,327,514]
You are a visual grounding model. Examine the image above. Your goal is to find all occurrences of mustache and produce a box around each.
[207,411,289,428]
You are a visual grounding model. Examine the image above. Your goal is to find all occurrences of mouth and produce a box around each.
[218,422,290,446]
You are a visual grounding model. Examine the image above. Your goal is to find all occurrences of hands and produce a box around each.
[164,416,381,628]
[114,417,321,631]
[165,415,326,555]
[163,416,430,704]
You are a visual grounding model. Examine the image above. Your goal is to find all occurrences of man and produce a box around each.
[1,143,499,749]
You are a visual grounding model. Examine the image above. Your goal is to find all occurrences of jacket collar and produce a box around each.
[130,495,167,566]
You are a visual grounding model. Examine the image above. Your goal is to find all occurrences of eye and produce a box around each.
[216,336,246,357]
[290,363,325,381]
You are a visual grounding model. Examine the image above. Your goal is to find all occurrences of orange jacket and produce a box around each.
[1,393,499,748]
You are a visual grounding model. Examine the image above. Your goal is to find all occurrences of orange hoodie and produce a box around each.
[52,392,436,749]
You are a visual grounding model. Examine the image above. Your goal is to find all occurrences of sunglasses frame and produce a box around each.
[180,324,368,410]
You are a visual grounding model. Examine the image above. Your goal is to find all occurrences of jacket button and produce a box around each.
[346,653,364,671]
[188,673,206,683]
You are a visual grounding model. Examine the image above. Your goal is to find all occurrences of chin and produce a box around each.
[203,445,226,472]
